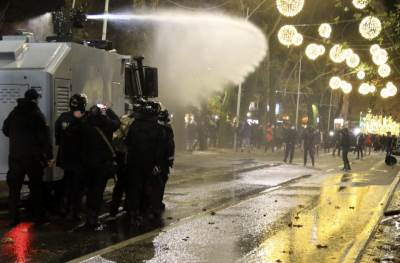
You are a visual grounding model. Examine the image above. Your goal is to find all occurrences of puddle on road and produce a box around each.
[243,172,391,263]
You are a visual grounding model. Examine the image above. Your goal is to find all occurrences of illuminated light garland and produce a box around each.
[370,44,381,55]
[372,49,388,65]
[381,88,390,98]
[278,25,300,47]
[357,70,366,80]
[346,53,360,68]
[358,83,370,95]
[352,0,370,9]
[386,82,398,96]
[305,43,325,60]
[329,44,347,63]
[359,16,382,40]
[368,84,376,93]
[341,80,352,94]
[292,33,304,46]
[378,64,391,78]
[329,76,342,90]
[318,23,332,39]
[276,0,305,17]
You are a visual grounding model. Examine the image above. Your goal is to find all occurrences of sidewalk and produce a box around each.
[361,177,400,263]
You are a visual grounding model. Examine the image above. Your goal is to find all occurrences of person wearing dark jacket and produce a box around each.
[2,89,53,226]
[341,128,351,171]
[157,109,175,210]
[283,124,297,164]
[54,94,87,220]
[303,126,316,167]
[81,104,120,230]
[125,100,166,226]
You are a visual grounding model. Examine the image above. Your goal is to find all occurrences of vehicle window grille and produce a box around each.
[56,86,70,116]
[0,86,20,104]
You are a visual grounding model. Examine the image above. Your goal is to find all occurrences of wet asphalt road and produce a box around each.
[0,151,398,263]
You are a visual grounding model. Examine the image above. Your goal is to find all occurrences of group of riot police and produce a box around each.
[2,89,174,230]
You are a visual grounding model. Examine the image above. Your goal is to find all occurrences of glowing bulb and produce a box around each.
[378,64,391,78]
[380,88,389,98]
[329,76,341,90]
[370,44,380,55]
[305,43,321,60]
[359,16,382,40]
[319,23,332,39]
[372,49,388,66]
[278,25,298,47]
[357,70,366,80]
[292,33,303,46]
[276,0,305,17]
[352,0,370,9]
[386,82,397,96]
[341,81,352,94]
[346,53,360,68]
[329,44,346,63]
[368,84,376,93]
[359,83,370,95]
[343,48,354,59]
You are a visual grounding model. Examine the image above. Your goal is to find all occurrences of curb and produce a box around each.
[341,171,400,263]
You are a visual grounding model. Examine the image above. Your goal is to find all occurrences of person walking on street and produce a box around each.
[2,89,53,226]
[55,94,87,220]
[303,126,316,167]
[283,124,297,164]
[264,124,274,153]
[341,128,351,171]
[355,133,365,160]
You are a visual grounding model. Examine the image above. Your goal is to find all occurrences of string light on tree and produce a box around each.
[372,49,388,65]
[346,53,360,68]
[319,23,332,39]
[305,43,325,60]
[386,82,398,96]
[370,44,381,55]
[278,25,301,47]
[276,0,305,17]
[368,84,376,93]
[357,70,366,80]
[359,16,382,40]
[352,0,370,9]
[358,83,370,95]
[329,76,342,90]
[341,80,352,94]
[292,33,303,46]
[378,64,391,78]
[381,88,390,98]
[329,44,347,63]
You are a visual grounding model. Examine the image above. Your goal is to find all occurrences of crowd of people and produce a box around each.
[2,89,175,230]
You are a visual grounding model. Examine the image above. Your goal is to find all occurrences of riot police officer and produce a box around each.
[157,109,175,210]
[125,99,165,226]
[81,104,120,230]
[2,89,53,226]
[55,94,87,220]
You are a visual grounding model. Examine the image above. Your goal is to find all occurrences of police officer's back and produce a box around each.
[2,89,52,225]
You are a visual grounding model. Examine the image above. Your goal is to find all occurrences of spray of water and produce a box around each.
[88,11,267,108]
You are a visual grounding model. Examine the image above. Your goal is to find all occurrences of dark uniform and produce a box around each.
[2,89,52,225]
[125,101,165,225]
[81,105,120,229]
[283,126,297,164]
[303,127,316,167]
[341,128,351,171]
[54,94,87,219]
[157,110,175,210]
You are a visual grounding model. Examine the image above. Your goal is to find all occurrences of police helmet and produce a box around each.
[158,109,170,122]
[70,94,87,112]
